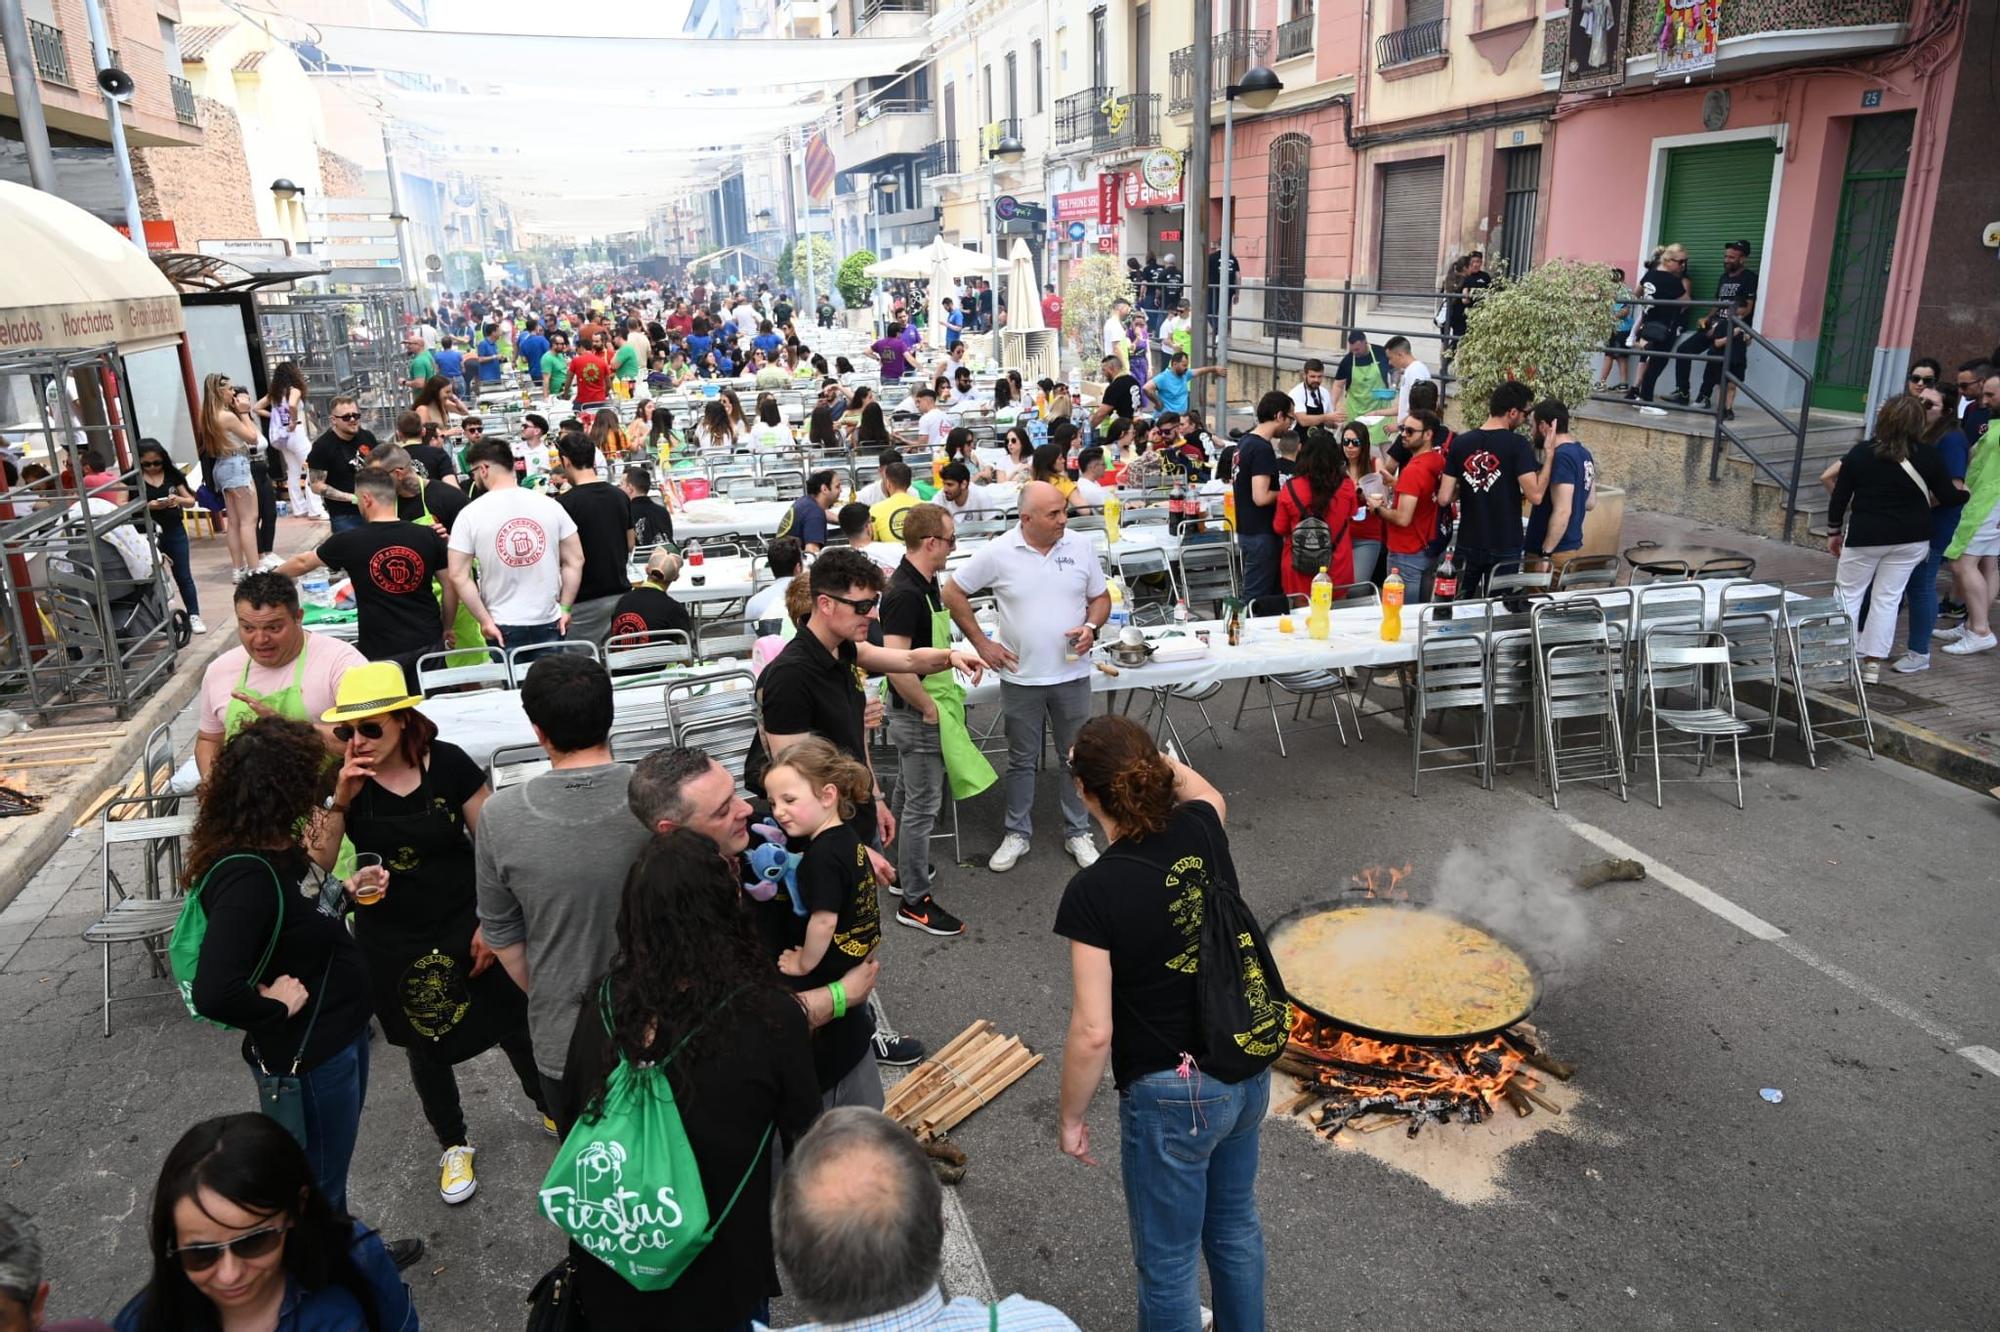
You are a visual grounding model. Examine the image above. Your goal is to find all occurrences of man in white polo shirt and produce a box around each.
[942,481,1110,873]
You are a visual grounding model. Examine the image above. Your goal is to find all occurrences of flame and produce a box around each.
[1349,863,1413,900]
[1287,1008,1531,1131]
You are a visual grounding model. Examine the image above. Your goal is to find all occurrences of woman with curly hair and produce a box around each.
[113,1113,417,1332]
[180,716,376,1219]
[550,828,819,1330]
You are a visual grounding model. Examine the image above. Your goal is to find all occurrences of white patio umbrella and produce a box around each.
[1006,237,1043,332]
[861,237,990,280]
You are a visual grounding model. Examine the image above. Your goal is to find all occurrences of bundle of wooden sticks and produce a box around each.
[882,1020,1042,1142]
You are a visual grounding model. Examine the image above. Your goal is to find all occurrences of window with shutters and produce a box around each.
[1405,0,1444,25]
[1032,41,1043,111]
[1265,133,1312,338]
[1005,52,1019,121]
[1497,145,1540,278]
[1377,158,1446,305]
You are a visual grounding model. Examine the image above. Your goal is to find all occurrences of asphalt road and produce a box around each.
[5,696,1996,1330]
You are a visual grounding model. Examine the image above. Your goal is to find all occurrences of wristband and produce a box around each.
[829,980,847,1020]
[558,603,572,614]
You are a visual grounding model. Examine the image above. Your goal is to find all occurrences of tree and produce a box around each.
[837,251,878,308]
[778,236,835,293]
[1449,258,1621,414]
[1060,255,1134,363]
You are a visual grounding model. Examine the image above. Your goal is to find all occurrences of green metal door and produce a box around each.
[1655,140,1775,305]
[1812,113,1914,413]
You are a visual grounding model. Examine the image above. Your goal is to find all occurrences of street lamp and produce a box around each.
[1213,65,1281,427]
[872,173,901,333]
[987,133,1025,340]
[269,178,302,242]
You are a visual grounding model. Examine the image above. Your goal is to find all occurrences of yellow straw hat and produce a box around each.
[321,661,424,723]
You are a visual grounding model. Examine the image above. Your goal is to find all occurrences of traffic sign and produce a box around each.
[1067,221,1088,242]
[995,194,1019,220]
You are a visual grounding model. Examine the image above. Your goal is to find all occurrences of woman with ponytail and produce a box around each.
[1052,714,1269,1332]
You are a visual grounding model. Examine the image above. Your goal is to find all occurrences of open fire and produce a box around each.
[1275,866,1578,1138]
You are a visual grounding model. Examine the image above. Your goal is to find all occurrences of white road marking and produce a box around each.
[872,992,997,1303]
[1550,812,1993,1075]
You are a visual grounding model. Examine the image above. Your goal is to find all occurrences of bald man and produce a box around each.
[942,480,1110,873]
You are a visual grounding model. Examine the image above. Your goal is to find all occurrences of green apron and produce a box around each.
[1344,353,1387,421]
[224,650,355,879]
[414,487,487,665]
[925,604,995,800]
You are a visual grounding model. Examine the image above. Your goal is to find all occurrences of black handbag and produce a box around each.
[524,1256,584,1332]
[250,957,332,1148]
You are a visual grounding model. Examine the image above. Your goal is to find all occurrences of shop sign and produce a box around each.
[1053,189,1097,222]
[1097,173,1123,228]
[1123,154,1185,210]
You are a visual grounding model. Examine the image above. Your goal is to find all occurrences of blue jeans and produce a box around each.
[1120,1066,1270,1332]
[1238,533,1282,611]
[251,1026,370,1215]
[1349,538,1383,587]
[1903,543,1946,654]
[493,620,563,654]
[157,526,198,615]
[1387,549,1435,602]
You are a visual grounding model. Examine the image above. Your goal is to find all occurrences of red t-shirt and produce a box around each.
[568,352,611,405]
[666,312,693,336]
[1042,294,1063,326]
[1385,448,1445,555]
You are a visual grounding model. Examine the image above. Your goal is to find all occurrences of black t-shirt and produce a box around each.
[791,821,880,1088]
[1713,266,1758,308]
[316,520,449,658]
[772,300,794,325]
[1638,267,1688,334]
[1053,799,1234,1088]
[397,479,468,533]
[1444,428,1537,556]
[406,443,458,485]
[1232,433,1281,538]
[556,984,820,1327]
[607,585,692,641]
[143,474,188,534]
[306,428,378,521]
[1452,269,1493,317]
[1104,374,1140,418]
[630,495,675,548]
[756,630,873,834]
[880,559,940,710]
[555,481,635,602]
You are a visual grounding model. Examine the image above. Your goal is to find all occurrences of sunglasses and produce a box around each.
[332,721,386,742]
[823,593,880,615]
[1908,373,1935,385]
[465,426,484,434]
[140,461,165,470]
[333,412,362,422]
[1398,425,1421,437]
[169,1223,287,1272]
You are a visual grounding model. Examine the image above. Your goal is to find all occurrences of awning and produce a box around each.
[0,182,185,354]
[155,251,331,293]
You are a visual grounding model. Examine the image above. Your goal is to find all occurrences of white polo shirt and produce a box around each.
[948,526,1107,686]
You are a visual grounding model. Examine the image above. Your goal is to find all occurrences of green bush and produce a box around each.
[837,251,878,308]
[1451,258,1621,413]
[1060,255,1135,362]
[778,236,835,292]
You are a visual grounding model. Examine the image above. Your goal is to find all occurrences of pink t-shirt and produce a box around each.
[197,632,367,737]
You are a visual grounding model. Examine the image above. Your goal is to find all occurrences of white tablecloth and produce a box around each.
[673,499,797,540]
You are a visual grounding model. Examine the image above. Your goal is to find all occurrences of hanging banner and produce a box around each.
[1562,0,1628,91]
[1651,0,1720,81]
[1097,173,1123,228]
[805,131,836,203]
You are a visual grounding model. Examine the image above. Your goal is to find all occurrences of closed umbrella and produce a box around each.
[1007,238,1043,332]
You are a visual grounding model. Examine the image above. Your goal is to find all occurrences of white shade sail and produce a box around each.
[0,182,184,354]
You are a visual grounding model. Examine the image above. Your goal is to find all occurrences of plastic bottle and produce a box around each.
[1103,491,1122,544]
[1433,538,1459,621]
[1381,568,1405,642]
[688,541,706,587]
[300,568,332,610]
[1225,599,1242,646]
[1223,489,1237,532]
[1308,567,1332,640]
[1173,597,1191,627]
[1106,578,1129,631]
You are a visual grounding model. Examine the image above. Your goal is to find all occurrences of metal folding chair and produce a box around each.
[1531,601,1629,808]
[505,639,599,684]
[695,617,759,659]
[1783,587,1876,767]
[1230,587,1376,755]
[488,742,550,790]
[1176,540,1238,619]
[1635,628,1754,809]
[1697,555,1757,580]
[416,646,510,696]
[674,669,762,783]
[1717,580,1787,758]
[603,629,694,678]
[82,733,195,1035]
[1411,601,1492,794]
[1112,545,1181,609]
[1553,554,1621,589]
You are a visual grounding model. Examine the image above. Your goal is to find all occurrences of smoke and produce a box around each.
[1429,828,1597,981]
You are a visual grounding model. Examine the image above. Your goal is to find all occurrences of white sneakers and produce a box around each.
[1890,651,1929,674]
[987,833,1031,872]
[256,553,283,572]
[187,614,206,635]
[1943,630,1997,655]
[988,833,1100,871]
[439,1145,476,1204]
[1859,660,1881,685]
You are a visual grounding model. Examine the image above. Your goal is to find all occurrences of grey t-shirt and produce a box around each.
[475,761,651,1079]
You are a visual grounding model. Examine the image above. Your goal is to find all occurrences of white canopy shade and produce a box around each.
[0,182,183,355]
[865,238,992,281]
[1007,238,1043,332]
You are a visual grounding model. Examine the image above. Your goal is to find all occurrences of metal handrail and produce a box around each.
[857,0,930,27]
[924,139,959,176]
[1168,30,1273,114]
[1376,17,1447,67]
[1054,87,1107,147]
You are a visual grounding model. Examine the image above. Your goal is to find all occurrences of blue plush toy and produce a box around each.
[744,823,805,916]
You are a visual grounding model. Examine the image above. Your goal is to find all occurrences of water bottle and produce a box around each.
[1106,578,1129,632]
[688,541,706,587]
[301,568,332,609]
[1173,598,1191,628]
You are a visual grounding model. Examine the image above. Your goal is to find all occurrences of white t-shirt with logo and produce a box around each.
[917,408,952,450]
[948,526,1107,685]
[447,484,578,627]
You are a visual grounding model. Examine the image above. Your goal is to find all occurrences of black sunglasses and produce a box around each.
[140,460,166,469]
[332,721,386,742]
[1398,425,1421,437]
[464,425,484,433]
[823,593,880,615]
[333,412,362,422]
[169,1222,287,1272]
[1908,373,1935,384]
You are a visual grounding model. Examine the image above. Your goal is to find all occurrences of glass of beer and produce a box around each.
[350,853,388,906]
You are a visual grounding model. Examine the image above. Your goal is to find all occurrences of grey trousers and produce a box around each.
[565,593,621,646]
[822,1049,886,1111]
[886,707,944,901]
[1000,676,1092,841]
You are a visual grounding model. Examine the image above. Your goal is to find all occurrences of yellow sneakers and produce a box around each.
[439,1145,476,1205]
[541,1114,560,1139]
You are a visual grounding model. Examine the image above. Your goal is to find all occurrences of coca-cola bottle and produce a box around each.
[1432,535,1459,620]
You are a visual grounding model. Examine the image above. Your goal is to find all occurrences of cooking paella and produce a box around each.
[1270,904,1537,1039]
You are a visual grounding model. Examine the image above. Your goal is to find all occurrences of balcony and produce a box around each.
[924,138,959,177]
[170,75,198,125]
[1376,17,1447,70]
[1277,11,1315,61]
[1056,89,1159,153]
[1167,30,1274,115]
[838,97,936,167]
[27,18,72,86]
[855,0,931,38]
[978,117,1020,161]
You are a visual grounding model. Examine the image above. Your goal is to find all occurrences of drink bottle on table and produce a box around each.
[1381,569,1404,642]
[1308,567,1332,641]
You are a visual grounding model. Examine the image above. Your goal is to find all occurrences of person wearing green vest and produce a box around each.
[194,573,367,782]
[1331,330,1395,425]
[404,329,438,391]
[879,503,995,939]
[540,330,573,397]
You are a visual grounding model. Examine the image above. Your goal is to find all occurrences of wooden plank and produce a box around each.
[0,739,120,756]
[72,785,123,827]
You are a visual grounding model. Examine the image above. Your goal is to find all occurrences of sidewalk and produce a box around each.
[1622,509,2000,792]
[0,511,327,912]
